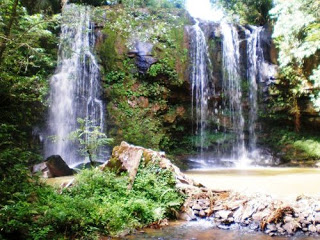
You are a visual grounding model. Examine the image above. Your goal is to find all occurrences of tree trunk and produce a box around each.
[87,150,95,167]
[0,0,19,65]
[293,97,301,132]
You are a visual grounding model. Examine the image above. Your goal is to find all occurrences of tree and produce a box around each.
[211,0,273,25]
[69,118,113,166]
[269,0,320,131]
[0,0,19,64]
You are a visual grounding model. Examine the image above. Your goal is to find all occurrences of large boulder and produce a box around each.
[100,141,198,189]
[45,155,74,177]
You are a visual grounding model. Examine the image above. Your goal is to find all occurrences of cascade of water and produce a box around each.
[185,0,276,168]
[45,4,105,166]
[246,27,263,157]
[220,22,248,165]
[190,21,212,154]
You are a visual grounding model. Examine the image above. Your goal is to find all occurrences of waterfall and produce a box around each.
[45,4,105,166]
[220,23,248,165]
[246,27,263,157]
[185,0,277,168]
[190,21,212,155]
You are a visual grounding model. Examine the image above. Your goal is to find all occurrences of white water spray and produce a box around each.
[45,4,106,166]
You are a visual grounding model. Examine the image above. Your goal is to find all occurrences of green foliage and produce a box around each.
[97,7,190,152]
[261,126,320,163]
[268,0,320,125]
[70,0,107,6]
[20,0,61,14]
[293,140,320,159]
[96,26,118,72]
[0,162,184,239]
[69,118,113,165]
[108,100,167,150]
[0,2,60,238]
[212,0,272,25]
[271,0,320,67]
[121,0,185,8]
[69,0,185,8]
[0,0,59,129]
[310,66,320,111]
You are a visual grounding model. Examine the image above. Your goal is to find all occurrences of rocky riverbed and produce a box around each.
[179,187,320,237]
[104,142,320,238]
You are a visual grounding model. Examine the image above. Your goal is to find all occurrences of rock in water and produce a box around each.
[45,155,74,177]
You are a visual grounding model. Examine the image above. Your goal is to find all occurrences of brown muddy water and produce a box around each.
[124,220,317,240]
[185,167,320,200]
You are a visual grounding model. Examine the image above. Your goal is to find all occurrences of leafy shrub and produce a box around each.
[261,126,320,162]
[0,162,184,239]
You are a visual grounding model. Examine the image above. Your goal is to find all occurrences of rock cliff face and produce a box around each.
[93,7,192,153]
[91,6,320,163]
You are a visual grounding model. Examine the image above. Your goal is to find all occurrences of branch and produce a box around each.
[0,0,19,65]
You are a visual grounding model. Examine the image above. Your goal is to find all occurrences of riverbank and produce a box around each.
[178,169,320,237]
[43,143,320,238]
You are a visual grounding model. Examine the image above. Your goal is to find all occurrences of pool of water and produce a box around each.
[185,167,320,200]
[124,220,316,240]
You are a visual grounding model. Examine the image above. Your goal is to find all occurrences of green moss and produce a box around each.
[97,6,192,153]
[97,27,119,72]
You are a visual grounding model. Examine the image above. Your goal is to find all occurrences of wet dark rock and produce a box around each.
[217,224,230,230]
[193,210,200,216]
[266,223,277,232]
[199,210,206,218]
[136,55,157,73]
[129,41,157,73]
[45,155,74,177]
[249,223,259,231]
[192,204,202,211]
[269,232,277,237]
